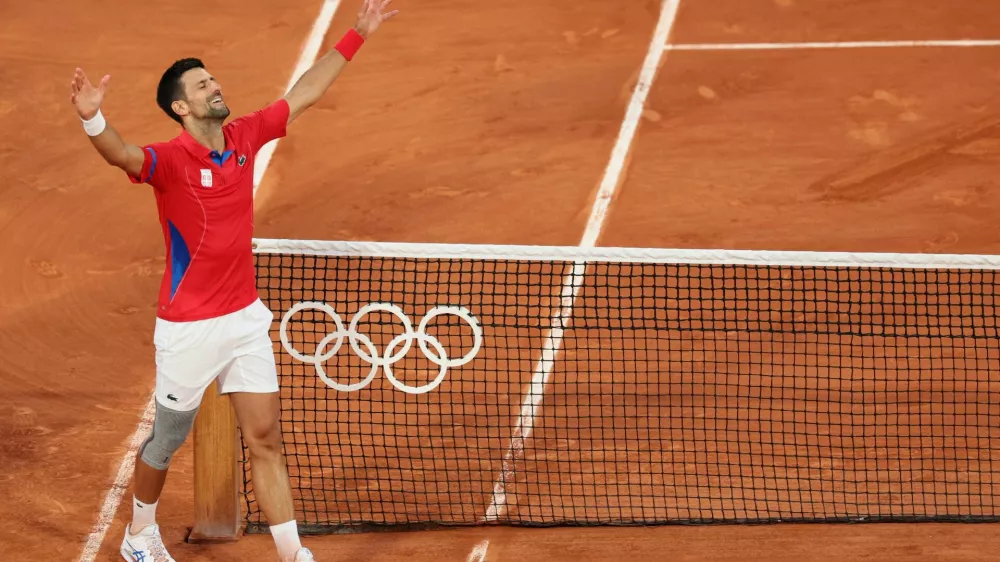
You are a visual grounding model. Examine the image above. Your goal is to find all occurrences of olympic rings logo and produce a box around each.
[279,302,483,394]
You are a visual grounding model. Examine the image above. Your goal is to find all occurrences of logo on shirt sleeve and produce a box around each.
[238,154,247,167]
[200,169,213,188]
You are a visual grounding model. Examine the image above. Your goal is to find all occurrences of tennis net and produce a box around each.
[240,238,1000,533]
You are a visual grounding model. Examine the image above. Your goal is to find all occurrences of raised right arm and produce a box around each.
[85,121,146,178]
[71,68,145,179]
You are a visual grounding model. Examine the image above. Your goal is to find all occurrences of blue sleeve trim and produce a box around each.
[145,147,159,183]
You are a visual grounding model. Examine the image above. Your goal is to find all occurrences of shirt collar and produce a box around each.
[178,128,234,165]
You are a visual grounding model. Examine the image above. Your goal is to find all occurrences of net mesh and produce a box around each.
[240,241,1000,533]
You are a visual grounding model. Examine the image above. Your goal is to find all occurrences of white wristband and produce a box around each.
[81,109,107,137]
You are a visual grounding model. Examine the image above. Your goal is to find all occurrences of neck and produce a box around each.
[184,119,226,152]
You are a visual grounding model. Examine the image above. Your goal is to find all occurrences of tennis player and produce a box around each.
[70,1,397,560]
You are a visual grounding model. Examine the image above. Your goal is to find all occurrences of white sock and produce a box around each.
[131,496,158,534]
[270,520,302,561]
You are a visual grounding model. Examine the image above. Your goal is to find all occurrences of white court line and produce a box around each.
[666,39,1000,51]
[254,0,343,193]
[467,540,490,562]
[480,0,682,524]
[77,399,156,562]
[76,2,342,561]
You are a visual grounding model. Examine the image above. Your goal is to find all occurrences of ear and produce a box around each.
[171,99,190,118]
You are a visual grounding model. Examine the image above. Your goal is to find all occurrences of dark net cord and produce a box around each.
[241,253,1000,534]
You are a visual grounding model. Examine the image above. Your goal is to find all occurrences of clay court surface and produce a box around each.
[3,0,1000,560]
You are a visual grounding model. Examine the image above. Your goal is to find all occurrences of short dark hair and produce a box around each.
[156,58,205,124]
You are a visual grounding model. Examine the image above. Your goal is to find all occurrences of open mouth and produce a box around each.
[211,95,225,106]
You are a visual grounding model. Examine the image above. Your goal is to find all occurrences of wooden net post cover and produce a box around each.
[188,380,242,543]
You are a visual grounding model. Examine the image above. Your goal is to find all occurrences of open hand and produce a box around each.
[70,68,110,120]
[354,0,398,39]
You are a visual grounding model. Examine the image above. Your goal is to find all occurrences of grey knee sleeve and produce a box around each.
[139,400,200,470]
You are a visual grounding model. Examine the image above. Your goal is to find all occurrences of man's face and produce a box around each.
[174,67,230,122]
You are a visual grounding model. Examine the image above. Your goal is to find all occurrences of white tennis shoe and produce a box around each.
[285,547,316,562]
[120,523,176,562]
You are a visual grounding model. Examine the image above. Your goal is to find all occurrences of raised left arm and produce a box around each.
[283,0,398,125]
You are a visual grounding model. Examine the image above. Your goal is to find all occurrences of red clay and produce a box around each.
[2,0,999,560]
[603,47,1000,253]
[90,522,1000,561]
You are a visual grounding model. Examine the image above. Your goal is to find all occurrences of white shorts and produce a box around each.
[153,299,279,412]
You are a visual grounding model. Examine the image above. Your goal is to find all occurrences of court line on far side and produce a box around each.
[665,39,1000,51]
[477,0,683,528]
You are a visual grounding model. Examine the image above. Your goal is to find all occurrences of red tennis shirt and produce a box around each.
[127,99,290,322]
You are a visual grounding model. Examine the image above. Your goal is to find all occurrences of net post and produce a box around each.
[188,380,242,543]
